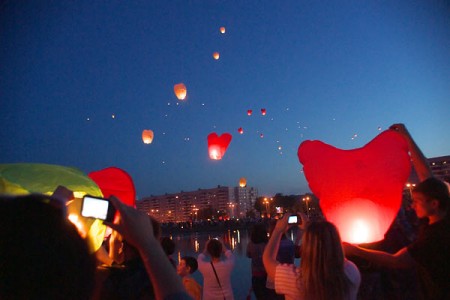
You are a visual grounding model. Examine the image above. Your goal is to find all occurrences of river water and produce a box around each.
[169,228,299,299]
[171,228,253,299]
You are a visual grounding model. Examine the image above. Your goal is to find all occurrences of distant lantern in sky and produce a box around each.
[239,177,247,188]
[261,108,266,115]
[213,52,220,60]
[174,83,187,100]
[142,130,154,144]
[238,127,244,134]
[207,132,232,160]
[247,109,252,116]
[260,133,264,138]
[298,130,411,244]
[220,27,226,34]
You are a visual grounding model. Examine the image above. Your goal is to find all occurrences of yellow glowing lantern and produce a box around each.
[142,130,154,144]
[213,52,220,60]
[174,83,187,100]
[239,177,247,188]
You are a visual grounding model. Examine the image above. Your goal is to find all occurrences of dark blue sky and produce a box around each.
[1,1,449,198]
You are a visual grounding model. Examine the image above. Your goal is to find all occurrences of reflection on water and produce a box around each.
[170,229,252,299]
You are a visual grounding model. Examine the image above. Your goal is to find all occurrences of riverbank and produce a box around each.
[160,218,266,235]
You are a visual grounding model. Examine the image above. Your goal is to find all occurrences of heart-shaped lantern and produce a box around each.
[298,130,411,243]
[207,132,232,160]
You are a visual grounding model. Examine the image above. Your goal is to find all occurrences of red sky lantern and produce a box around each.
[238,127,243,134]
[213,52,220,60]
[142,129,154,144]
[247,109,252,116]
[261,108,266,115]
[239,177,247,187]
[174,83,187,100]
[88,167,136,207]
[207,132,232,160]
[219,26,226,34]
[298,130,411,244]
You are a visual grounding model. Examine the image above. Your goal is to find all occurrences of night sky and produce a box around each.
[1,1,449,199]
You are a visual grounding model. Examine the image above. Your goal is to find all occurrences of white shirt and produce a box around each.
[198,250,235,300]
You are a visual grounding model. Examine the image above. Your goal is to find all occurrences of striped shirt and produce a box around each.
[274,259,361,300]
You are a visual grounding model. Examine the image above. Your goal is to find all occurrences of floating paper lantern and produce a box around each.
[89,167,136,208]
[220,27,226,34]
[239,177,247,188]
[174,83,187,100]
[261,108,266,115]
[247,110,252,116]
[142,130,154,144]
[298,130,411,243]
[238,127,244,134]
[213,52,220,60]
[207,132,232,160]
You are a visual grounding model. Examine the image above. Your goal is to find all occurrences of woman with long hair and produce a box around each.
[263,214,360,300]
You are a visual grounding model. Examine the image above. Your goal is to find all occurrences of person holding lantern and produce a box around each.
[344,124,450,300]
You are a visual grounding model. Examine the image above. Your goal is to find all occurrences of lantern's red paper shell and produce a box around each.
[247,110,252,116]
[88,167,136,207]
[174,83,187,100]
[207,132,232,160]
[261,108,266,115]
[142,129,154,144]
[238,127,244,134]
[298,130,411,243]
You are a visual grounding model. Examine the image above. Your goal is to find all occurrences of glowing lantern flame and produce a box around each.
[247,110,252,116]
[68,213,87,238]
[238,127,244,134]
[239,177,247,187]
[220,27,226,34]
[298,130,411,243]
[261,108,266,115]
[207,132,232,160]
[213,52,220,60]
[174,83,187,100]
[142,130,154,144]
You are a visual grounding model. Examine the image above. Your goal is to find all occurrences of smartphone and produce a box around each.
[81,195,116,222]
[288,215,302,225]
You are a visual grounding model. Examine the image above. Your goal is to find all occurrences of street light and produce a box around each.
[228,202,235,219]
[263,197,273,218]
[406,183,416,198]
[302,196,310,216]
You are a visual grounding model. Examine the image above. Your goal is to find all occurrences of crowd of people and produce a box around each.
[0,123,449,300]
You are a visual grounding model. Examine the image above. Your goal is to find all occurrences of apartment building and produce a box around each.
[137,185,258,223]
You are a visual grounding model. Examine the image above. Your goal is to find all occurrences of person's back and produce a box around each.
[247,223,269,300]
[198,239,235,300]
[277,235,295,264]
[0,194,96,300]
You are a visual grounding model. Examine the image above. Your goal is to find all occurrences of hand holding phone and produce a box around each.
[81,195,116,223]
